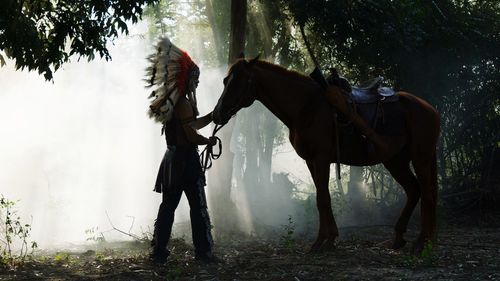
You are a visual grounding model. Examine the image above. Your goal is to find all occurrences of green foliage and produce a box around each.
[279,215,296,252]
[255,0,308,69]
[94,252,105,262]
[0,0,159,80]
[420,240,434,260]
[53,252,70,263]
[143,0,229,67]
[38,255,47,263]
[283,0,500,83]
[0,195,38,267]
[330,183,349,217]
[166,267,184,279]
[275,0,500,213]
[401,254,419,267]
[143,0,175,37]
[401,240,438,267]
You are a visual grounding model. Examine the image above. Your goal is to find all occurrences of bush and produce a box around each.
[0,195,37,267]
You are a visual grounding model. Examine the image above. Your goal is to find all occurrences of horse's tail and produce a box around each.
[432,152,438,198]
[432,105,441,196]
[431,151,439,241]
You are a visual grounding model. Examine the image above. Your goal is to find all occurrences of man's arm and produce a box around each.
[188,112,213,130]
[175,99,216,146]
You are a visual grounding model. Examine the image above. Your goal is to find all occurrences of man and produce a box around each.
[151,99,217,264]
[146,38,218,264]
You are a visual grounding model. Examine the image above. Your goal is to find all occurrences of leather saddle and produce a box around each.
[322,70,404,136]
[322,67,398,104]
[347,76,398,104]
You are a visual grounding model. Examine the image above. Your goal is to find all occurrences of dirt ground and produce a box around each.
[1,225,499,281]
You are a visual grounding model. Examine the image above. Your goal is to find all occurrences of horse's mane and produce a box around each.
[255,60,314,83]
[229,59,314,85]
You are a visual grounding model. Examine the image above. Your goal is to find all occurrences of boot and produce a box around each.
[325,87,389,154]
[150,210,171,264]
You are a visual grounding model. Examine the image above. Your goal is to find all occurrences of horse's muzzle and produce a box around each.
[212,110,229,125]
[212,110,223,125]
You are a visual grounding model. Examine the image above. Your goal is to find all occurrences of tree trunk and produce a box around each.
[348,166,367,222]
[348,166,364,198]
[228,0,247,63]
[243,110,259,189]
[204,0,224,64]
[207,0,247,235]
[261,111,277,186]
[244,1,275,187]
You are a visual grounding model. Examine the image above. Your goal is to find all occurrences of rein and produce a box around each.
[200,73,255,172]
[200,124,223,172]
[299,23,342,180]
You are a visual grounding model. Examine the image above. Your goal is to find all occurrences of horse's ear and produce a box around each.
[239,52,245,59]
[248,54,261,66]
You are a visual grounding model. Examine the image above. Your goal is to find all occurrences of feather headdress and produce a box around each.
[145,37,200,123]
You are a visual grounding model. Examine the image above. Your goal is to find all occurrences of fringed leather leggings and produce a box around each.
[152,146,214,258]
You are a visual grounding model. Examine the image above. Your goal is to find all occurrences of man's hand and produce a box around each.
[208,136,218,146]
[188,111,214,130]
[176,99,215,146]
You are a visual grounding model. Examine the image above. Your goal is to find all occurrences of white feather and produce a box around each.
[145,37,192,124]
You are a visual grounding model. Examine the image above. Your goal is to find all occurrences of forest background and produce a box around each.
[1,0,499,244]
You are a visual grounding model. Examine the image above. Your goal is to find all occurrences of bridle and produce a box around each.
[200,70,256,172]
[200,124,223,172]
[220,72,256,122]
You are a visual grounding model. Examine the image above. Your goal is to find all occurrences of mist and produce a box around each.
[0,25,162,247]
[0,20,328,249]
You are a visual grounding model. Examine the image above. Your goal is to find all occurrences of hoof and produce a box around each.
[392,238,407,250]
[309,241,324,253]
[322,239,336,251]
[309,239,336,253]
[411,237,426,255]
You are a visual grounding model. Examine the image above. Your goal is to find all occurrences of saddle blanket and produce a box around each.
[355,97,405,136]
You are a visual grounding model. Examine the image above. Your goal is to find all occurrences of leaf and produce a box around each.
[114,18,128,34]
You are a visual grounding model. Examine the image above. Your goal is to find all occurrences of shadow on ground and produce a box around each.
[1,225,499,280]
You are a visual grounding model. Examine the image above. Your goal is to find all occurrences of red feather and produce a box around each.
[176,51,195,96]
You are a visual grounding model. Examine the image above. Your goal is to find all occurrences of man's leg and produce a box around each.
[151,188,183,262]
[184,177,214,259]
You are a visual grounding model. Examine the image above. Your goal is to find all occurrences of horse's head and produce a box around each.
[213,55,260,125]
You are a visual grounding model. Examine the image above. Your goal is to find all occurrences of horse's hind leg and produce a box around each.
[383,153,420,250]
[306,158,339,252]
[412,152,438,252]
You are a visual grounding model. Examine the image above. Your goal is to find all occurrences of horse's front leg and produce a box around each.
[306,158,339,252]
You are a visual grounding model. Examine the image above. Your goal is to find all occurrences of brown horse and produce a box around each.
[212,57,440,252]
